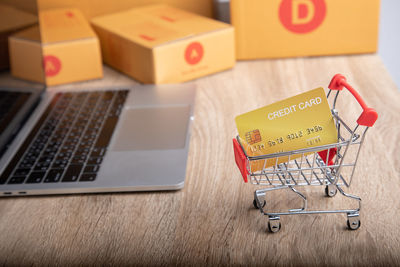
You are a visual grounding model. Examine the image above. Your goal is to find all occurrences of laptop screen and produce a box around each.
[0,0,44,155]
[0,90,32,134]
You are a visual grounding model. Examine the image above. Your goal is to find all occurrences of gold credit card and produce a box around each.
[235,87,338,170]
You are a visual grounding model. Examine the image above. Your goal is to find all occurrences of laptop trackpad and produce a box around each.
[111,105,190,151]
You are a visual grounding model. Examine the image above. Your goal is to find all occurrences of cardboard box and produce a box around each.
[9,8,103,86]
[91,5,235,84]
[8,27,44,83]
[231,0,380,59]
[37,0,213,19]
[0,4,37,71]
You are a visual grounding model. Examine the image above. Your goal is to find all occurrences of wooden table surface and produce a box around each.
[0,54,399,266]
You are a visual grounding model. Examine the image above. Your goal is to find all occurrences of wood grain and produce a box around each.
[0,54,399,266]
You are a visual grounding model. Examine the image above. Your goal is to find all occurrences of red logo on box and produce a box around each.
[66,11,74,18]
[279,0,326,34]
[184,42,204,65]
[43,55,62,77]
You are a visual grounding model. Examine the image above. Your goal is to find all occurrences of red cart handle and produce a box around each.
[233,138,248,183]
[328,74,378,127]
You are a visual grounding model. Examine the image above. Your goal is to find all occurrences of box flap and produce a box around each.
[0,4,37,33]
[91,4,231,48]
[40,8,97,44]
[10,26,41,42]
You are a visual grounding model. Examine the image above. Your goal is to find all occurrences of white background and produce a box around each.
[379,0,400,88]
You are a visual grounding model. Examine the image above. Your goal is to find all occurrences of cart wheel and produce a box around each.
[347,218,361,230]
[267,221,281,233]
[253,199,266,209]
[325,185,337,197]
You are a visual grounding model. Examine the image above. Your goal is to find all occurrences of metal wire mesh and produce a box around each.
[241,110,367,188]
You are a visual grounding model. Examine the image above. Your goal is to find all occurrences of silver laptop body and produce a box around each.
[0,84,195,196]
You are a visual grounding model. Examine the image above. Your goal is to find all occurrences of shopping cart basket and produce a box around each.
[233,74,378,233]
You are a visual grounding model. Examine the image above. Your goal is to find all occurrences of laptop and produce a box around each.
[0,80,195,197]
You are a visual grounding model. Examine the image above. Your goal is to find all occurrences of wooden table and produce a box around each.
[1,55,399,265]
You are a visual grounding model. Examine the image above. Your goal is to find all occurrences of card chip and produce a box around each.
[245,129,262,145]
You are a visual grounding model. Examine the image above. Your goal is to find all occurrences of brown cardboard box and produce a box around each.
[0,4,37,70]
[9,8,103,86]
[37,0,213,19]
[231,0,380,59]
[8,27,44,83]
[91,5,235,84]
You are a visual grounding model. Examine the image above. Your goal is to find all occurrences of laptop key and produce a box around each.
[52,160,68,169]
[42,152,56,158]
[44,147,58,154]
[18,163,34,169]
[60,147,75,154]
[14,168,30,176]
[44,169,64,183]
[90,148,106,157]
[28,148,42,155]
[26,172,46,183]
[34,165,50,172]
[87,157,103,165]
[36,161,50,167]
[21,158,36,164]
[62,164,83,182]
[57,152,72,158]
[38,156,54,163]
[71,156,86,164]
[94,116,118,148]
[80,173,97,182]
[83,165,100,173]
[80,140,94,147]
[74,149,89,157]
[102,91,114,100]
[118,90,128,98]
[56,154,70,161]
[8,176,26,184]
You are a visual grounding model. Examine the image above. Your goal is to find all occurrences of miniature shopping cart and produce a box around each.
[233,74,378,233]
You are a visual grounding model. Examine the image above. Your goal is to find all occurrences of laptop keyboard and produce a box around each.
[0,90,128,184]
